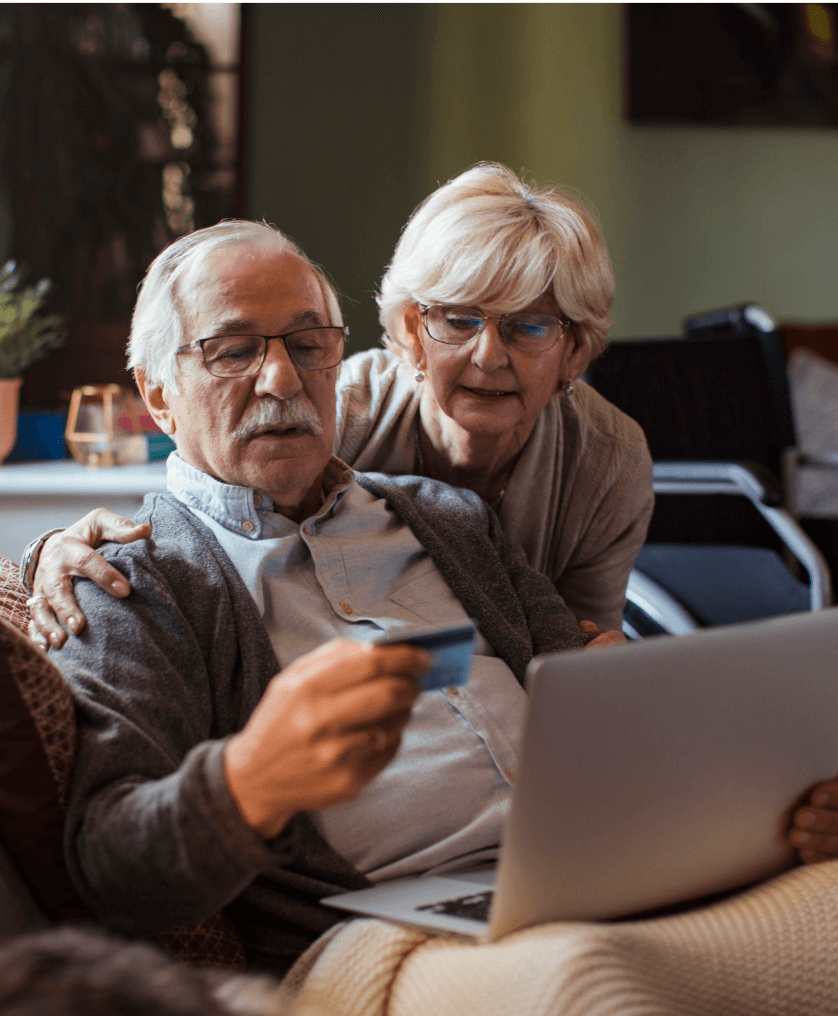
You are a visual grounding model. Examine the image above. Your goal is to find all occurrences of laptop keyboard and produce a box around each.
[417,890,493,922]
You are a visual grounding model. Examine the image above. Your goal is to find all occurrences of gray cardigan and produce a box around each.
[58,472,587,973]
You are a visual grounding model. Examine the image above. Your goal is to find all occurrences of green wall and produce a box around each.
[246,5,433,354]
[247,4,838,348]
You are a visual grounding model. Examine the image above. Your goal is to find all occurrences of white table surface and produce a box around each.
[0,459,169,496]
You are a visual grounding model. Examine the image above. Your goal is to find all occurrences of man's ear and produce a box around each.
[134,369,176,437]
[400,305,426,370]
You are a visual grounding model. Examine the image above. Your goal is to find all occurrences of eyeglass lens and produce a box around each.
[423,306,562,352]
[201,329,345,377]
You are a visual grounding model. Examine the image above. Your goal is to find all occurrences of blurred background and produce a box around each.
[1,2,836,409]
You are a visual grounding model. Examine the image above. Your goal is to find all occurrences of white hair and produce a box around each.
[128,220,342,393]
[377,163,615,367]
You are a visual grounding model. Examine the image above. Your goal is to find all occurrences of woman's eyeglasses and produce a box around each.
[419,304,567,353]
[176,326,348,378]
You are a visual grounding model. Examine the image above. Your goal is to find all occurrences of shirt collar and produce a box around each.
[166,452,355,539]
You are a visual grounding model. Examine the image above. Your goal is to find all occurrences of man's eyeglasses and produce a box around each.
[419,304,567,353]
[176,326,349,378]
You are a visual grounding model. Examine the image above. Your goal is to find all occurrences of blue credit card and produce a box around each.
[378,621,477,692]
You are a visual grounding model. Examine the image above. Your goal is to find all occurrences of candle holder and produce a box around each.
[65,384,145,467]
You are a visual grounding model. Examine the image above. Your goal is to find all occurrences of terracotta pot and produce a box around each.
[0,377,23,464]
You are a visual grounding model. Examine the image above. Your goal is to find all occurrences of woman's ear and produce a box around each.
[400,305,426,370]
[565,343,590,381]
[561,331,591,385]
[134,369,176,437]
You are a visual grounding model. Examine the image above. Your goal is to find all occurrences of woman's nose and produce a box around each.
[470,319,509,372]
[254,339,304,400]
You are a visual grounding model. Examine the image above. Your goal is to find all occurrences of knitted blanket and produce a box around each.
[262,861,838,1016]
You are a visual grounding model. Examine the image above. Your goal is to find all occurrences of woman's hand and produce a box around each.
[789,778,838,863]
[224,639,429,839]
[578,619,627,650]
[28,509,150,649]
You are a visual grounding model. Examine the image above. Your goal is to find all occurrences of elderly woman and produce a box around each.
[339,164,651,631]
[25,163,652,643]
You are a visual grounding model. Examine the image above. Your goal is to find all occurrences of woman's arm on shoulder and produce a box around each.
[25,510,151,648]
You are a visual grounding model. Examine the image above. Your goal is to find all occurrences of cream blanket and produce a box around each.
[240,861,838,1016]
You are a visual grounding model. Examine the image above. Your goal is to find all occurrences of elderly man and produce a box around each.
[53,221,590,974]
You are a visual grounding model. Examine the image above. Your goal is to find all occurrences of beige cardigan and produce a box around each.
[335,349,654,632]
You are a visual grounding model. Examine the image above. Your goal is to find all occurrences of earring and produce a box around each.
[414,370,425,383]
[562,381,574,396]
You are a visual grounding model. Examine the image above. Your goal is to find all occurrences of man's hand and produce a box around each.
[28,509,150,649]
[224,639,430,839]
[789,778,838,863]
[578,619,627,650]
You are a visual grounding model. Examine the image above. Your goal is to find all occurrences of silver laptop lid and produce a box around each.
[490,608,838,939]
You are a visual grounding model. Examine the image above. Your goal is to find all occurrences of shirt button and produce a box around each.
[253,494,262,506]
[447,687,460,696]
[242,520,254,532]
[339,602,353,614]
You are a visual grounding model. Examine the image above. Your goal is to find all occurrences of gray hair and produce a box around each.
[128,220,342,393]
[377,163,615,367]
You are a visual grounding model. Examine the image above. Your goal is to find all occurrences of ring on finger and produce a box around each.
[26,594,47,611]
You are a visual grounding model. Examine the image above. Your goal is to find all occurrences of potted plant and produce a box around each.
[0,261,66,463]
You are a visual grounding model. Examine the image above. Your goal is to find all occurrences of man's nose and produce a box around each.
[253,338,304,400]
[471,319,509,372]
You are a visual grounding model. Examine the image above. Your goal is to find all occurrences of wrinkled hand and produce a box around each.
[578,619,627,650]
[789,778,838,864]
[224,639,430,839]
[28,509,150,649]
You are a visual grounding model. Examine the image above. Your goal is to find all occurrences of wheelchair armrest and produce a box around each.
[652,461,783,506]
[652,459,832,611]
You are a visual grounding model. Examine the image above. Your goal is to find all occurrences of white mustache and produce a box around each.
[232,396,323,441]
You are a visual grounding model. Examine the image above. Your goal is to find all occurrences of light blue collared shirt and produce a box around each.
[166,452,526,881]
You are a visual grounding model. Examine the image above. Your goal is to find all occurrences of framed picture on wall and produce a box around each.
[625,3,838,127]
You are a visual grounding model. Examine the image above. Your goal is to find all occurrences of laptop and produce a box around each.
[323,607,838,941]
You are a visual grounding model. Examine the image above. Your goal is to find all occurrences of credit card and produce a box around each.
[377,621,476,692]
